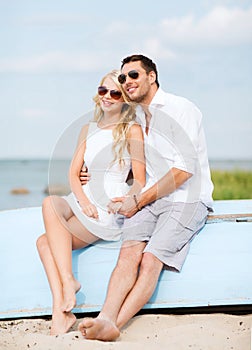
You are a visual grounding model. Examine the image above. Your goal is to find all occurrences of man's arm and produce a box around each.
[140,167,191,207]
[114,167,192,218]
[79,165,91,185]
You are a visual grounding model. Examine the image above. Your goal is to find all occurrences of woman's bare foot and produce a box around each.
[50,310,76,335]
[78,317,120,341]
[62,278,81,312]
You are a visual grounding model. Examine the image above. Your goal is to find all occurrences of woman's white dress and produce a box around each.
[63,122,131,241]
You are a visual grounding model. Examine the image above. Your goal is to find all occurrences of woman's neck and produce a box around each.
[98,113,121,129]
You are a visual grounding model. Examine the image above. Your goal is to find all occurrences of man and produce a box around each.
[78,54,214,341]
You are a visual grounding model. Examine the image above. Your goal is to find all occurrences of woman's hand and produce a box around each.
[80,202,99,219]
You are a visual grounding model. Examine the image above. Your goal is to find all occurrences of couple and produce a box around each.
[36,54,214,341]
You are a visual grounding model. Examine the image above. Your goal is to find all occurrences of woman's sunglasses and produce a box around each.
[98,86,122,100]
[118,70,139,84]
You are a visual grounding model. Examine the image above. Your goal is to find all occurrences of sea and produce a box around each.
[0,158,252,211]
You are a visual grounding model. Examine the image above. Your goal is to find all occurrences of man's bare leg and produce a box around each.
[116,252,163,329]
[79,251,163,340]
[78,241,146,340]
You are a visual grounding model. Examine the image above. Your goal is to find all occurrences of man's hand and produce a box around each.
[80,166,91,186]
[109,196,139,218]
[107,201,122,214]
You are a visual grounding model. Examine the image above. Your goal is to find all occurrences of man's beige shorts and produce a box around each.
[122,199,208,271]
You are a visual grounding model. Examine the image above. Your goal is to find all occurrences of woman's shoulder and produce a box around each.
[81,121,98,133]
[79,123,89,136]
[78,121,97,142]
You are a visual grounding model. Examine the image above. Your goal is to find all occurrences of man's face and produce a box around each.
[120,61,153,104]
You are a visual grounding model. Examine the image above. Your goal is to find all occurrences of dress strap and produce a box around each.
[86,121,98,139]
[128,120,136,128]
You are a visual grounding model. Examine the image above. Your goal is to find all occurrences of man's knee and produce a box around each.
[116,241,146,271]
[140,252,163,275]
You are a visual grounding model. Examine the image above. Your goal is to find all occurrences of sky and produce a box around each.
[1,0,252,160]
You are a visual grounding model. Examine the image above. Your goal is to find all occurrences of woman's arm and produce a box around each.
[69,125,98,219]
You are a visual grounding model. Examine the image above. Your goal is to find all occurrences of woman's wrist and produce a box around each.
[77,199,90,208]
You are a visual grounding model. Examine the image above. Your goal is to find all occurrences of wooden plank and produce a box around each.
[207,199,252,223]
[0,200,252,319]
[207,213,252,223]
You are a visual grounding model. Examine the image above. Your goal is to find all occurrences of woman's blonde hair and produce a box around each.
[93,70,136,165]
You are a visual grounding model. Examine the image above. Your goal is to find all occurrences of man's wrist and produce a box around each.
[133,194,142,211]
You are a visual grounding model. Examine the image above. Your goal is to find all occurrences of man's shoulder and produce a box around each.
[163,90,197,109]
[159,90,202,119]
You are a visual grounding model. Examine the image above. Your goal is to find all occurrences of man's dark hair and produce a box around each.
[121,54,160,88]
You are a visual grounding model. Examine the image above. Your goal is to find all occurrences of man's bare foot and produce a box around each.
[62,278,81,312]
[78,317,120,341]
[50,311,76,335]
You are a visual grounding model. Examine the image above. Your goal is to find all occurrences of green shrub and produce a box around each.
[211,170,252,200]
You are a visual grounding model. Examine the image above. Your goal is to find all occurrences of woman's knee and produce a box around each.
[42,196,56,216]
[36,233,48,253]
[42,195,67,221]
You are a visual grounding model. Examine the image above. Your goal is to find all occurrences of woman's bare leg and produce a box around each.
[37,233,85,335]
[62,213,100,311]
[37,195,98,334]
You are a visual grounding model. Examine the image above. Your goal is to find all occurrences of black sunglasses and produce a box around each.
[118,70,139,84]
[98,86,122,100]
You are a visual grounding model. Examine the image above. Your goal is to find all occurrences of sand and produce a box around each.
[0,313,251,350]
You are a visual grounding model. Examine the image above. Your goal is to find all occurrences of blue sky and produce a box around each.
[1,0,252,160]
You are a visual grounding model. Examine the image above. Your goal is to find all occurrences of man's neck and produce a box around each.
[140,107,152,135]
[143,85,158,105]
[140,85,158,135]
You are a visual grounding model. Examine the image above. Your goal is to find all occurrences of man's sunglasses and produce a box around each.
[98,86,122,100]
[118,70,139,84]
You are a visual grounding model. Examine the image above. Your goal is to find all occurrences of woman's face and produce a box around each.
[98,77,124,114]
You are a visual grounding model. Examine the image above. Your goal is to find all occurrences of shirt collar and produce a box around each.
[149,88,166,109]
[136,88,165,124]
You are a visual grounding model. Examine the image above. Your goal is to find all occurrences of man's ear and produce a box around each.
[149,71,156,85]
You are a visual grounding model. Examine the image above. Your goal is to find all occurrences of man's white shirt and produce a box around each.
[136,88,214,209]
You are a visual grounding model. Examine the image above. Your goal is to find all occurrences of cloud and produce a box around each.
[23,13,91,25]
[0,52,111,73]
[1,6,251,74]
[21,108,49,120]
[159,6,252,46]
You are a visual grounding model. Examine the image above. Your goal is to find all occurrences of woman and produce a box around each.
[36,70,146,335]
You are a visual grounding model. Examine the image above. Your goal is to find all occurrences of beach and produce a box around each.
[0,313,251,350]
